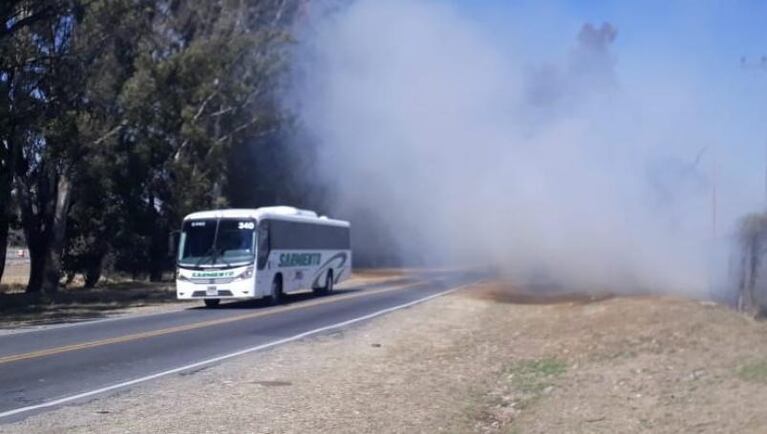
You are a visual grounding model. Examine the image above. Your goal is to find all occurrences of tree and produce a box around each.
[113,0,300,280]
[736,213,767,317]
[3,0,305,291]
[0,1,77,284]
[61,0,155,285]
[10,0,152,292]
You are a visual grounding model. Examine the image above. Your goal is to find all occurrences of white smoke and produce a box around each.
[286,0,751,297]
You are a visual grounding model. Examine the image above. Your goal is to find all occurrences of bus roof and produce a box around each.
[183,206,350,227]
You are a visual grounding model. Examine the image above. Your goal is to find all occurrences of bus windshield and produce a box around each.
[178,219,256,267]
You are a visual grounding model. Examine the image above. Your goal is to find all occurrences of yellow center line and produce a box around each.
[0,280,426,365]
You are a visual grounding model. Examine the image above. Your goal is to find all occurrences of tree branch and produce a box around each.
[92,121,127,146]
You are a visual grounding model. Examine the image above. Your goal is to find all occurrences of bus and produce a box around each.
[174,206,351,307]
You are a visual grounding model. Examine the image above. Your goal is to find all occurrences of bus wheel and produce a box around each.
[267,274,283,305]
[315,270,334,296]
[204,299,220,308]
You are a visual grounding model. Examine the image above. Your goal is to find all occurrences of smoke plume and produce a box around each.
[286,0,749,297]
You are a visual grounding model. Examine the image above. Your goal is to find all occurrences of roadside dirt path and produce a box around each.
[5,281,767,433]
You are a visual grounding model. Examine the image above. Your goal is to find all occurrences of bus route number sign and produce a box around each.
[238,222,255,230]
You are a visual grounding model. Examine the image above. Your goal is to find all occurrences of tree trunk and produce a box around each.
[0,199,9,283]
[80,237,108,288]
[738,248,748,312]
[148,195,166,282]
[741,239,759,314]
[0,143,12,283]
[148,225,165,282]
[41,174,72,293]
[84,266,101,288]
[26,239,46,293]
[149,264,163,282]
[84,255,103,288]
[17,171,50,294]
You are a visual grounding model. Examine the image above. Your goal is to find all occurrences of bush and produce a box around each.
[735,213,767,317]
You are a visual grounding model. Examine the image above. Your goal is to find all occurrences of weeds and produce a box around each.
[504,357,567,410]
[737,360,767,383]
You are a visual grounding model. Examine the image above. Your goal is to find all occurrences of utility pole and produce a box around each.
[695,146,718,239]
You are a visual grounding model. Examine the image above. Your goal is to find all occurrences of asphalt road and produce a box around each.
[0,271,482,422]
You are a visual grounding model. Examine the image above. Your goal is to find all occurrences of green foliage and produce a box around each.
[2,0,306,289]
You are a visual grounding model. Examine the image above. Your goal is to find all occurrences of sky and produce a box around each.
[451,0,767,218]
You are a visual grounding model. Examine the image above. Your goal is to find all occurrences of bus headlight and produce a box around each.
[177,272,190,282]
[235,266,254,281]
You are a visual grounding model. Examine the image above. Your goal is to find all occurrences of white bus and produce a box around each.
[175,206,351,307]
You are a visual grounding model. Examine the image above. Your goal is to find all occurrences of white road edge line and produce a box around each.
[0,280,480,420]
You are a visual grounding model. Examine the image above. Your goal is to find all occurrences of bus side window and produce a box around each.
[257,221,270,270]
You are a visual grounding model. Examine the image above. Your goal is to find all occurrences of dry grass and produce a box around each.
[1,260,30,288]
[1,259,183,330]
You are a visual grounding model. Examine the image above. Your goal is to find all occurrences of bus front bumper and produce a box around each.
[176,279,255,300]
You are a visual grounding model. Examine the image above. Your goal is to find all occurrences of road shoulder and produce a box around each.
[6,281,767,433]
[0,271,404,335]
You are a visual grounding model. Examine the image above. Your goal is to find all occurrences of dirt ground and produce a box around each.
[1,259,29,286]
[5,280,767,433]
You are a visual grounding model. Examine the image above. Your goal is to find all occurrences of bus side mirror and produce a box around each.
[168,231,180,258]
